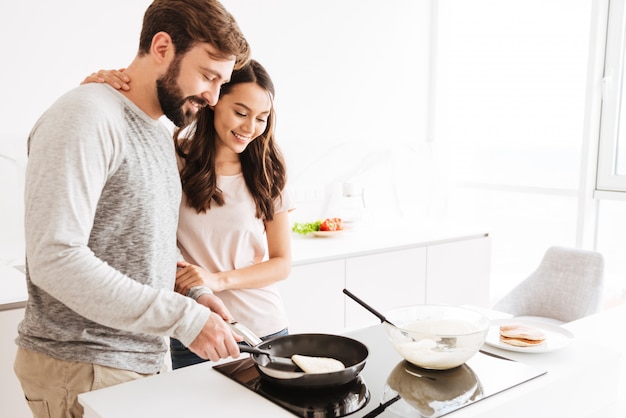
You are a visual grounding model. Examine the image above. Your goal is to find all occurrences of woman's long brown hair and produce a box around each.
[174,60,287,221]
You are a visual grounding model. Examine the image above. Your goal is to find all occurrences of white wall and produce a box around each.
[1,0,152,263]
[0,1,152,151]
[0,0,434,262]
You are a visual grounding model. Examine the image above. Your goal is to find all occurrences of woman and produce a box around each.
[85,60,294,369]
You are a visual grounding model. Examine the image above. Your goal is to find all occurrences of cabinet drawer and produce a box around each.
[277,260,345,334]
[344,247,427,329]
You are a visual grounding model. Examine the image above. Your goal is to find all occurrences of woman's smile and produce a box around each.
[232,131,251,144]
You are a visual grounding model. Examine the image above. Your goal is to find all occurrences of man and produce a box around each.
[13,1,250,417]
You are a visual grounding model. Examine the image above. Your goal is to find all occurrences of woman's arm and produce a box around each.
[175,211,292,294]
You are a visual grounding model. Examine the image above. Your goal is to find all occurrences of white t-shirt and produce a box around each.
[177,172,295,337]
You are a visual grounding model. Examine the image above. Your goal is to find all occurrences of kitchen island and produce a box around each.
[78,304,624,418]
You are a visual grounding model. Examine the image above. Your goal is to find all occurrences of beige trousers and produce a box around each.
[13,346,165,418]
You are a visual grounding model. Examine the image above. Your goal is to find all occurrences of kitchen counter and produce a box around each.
[78,304,625,418]
[0,264,26,311]
[290,223,488,266]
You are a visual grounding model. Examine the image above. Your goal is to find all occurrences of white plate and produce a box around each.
[311,231,343,238]
[484,318,575,353]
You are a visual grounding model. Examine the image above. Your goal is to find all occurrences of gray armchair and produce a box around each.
[492,246,605,324]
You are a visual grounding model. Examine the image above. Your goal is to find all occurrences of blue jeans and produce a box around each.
[170,328,289,370]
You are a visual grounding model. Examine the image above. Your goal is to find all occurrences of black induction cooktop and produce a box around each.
[214,325,547,417]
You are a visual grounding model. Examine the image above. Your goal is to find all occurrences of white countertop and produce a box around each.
[290,223,488,265]
[79,304,625,418]
[0,265,26,310]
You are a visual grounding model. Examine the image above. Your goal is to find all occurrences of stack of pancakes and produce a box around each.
[499,323,546,347]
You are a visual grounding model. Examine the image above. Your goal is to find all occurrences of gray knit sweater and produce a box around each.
[17,84,209,374]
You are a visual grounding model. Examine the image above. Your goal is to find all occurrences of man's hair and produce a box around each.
[138,0,250,69]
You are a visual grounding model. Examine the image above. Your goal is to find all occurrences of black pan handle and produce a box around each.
[239,345,272,357]
[343,288,395,326]
[238,346,299,371]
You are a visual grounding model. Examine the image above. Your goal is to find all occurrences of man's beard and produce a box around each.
[157,56,205,128]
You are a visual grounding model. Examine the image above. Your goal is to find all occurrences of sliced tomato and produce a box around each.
[320,217,343,231]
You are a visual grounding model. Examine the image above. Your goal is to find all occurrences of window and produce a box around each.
[434,0,592,300]
[597,0,626,192]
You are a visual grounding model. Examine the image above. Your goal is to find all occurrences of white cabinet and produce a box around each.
[279,232,491,335]
[426,236,491,307]
[0,307,30,418]
[277,259,346,334]
[344,247,427,329]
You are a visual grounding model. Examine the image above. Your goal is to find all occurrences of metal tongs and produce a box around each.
[228,321,300,372]
[228,320,263,346]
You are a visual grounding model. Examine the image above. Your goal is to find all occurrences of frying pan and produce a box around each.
[229,322,369,389]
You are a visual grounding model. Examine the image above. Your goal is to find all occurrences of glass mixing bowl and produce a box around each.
[383,304,490,370]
